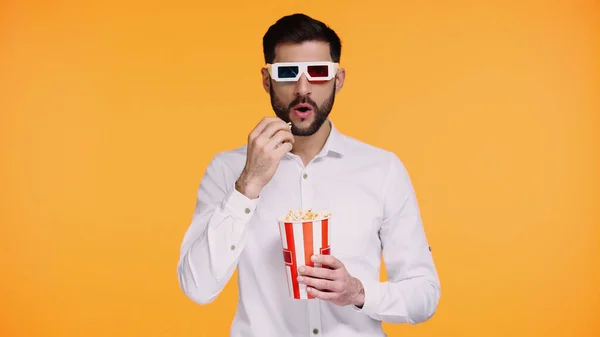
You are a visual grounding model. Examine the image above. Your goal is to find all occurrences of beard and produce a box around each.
[269,81,336,136]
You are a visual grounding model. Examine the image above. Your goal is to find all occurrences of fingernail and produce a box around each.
[311,255,317,262]
[298,266,305,273]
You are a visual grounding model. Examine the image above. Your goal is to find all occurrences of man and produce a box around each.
[177,13,440,337]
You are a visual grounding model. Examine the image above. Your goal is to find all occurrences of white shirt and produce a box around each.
[177,120,441,337]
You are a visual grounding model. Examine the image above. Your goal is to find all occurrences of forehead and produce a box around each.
[273,40,332,63]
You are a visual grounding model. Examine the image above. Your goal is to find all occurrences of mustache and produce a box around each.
[288,96,318,110]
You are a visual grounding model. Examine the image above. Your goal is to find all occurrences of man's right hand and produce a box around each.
[235,117,294,199]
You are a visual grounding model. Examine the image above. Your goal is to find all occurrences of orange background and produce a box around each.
[1,1,599,336]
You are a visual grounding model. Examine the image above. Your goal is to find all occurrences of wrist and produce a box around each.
[351,277,365,308]
[235,174,262,199]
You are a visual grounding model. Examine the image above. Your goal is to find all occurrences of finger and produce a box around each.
[258,119,291,141]
[311,254,344,270]
[298,265,337,281]
[248,117,282,141]
[273,140,293,158]
[267,129,295,150]
[306,286,339,301]
[298,275,343,292]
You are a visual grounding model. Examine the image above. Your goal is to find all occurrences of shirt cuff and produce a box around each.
[221,182,260,222]
[352,277,381,316]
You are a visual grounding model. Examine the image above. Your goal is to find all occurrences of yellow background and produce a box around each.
[1,0,598,336]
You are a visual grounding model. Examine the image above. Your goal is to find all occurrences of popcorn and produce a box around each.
[283,208,331,221]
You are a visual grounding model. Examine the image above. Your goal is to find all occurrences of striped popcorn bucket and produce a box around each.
[277,216,331,300]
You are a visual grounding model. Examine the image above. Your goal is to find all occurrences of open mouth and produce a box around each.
[293,103,313,113]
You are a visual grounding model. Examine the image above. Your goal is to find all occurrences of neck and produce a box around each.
[291,119,332,166]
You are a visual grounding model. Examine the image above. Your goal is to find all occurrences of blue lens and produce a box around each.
[278,66,299,78]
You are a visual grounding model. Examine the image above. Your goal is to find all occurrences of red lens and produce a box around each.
[307,65,329,78]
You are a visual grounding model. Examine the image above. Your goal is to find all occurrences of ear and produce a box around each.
[334,67,345,94]
[261,67,271,93]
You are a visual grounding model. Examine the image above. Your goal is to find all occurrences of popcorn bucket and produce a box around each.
[277,210,331,300]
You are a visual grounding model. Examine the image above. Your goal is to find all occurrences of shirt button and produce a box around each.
[303,173,308,179]
[230,245,236,251]
[312,328,319,334]
[244,208,250,214]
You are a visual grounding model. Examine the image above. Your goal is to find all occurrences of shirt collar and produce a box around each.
[317,119,345,158]
[283,119,346,161]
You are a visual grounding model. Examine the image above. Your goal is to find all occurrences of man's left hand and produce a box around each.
[297,254,365,307]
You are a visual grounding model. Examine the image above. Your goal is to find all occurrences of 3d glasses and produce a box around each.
[266,61,339,82]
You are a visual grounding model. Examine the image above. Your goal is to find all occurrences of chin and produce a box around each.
[291,122,313,134]
[295,117,313,125]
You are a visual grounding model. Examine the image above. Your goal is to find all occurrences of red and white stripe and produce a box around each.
[278,218,331,300]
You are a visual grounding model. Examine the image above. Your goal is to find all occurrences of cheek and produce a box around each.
[272,85,295,100]
[312,85,334,103]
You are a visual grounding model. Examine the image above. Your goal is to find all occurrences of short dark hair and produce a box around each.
[262,13,342,64]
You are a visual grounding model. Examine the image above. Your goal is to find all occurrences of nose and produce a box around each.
[294,74,312,97]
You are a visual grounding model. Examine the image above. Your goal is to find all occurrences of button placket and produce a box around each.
[300,170,312,210]
[307,298,322,336]
[301,167,322,335]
